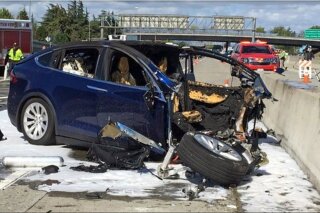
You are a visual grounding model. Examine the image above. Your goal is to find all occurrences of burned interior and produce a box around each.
[89,42,271,185]
[18,41,272,186]
[128,43,263,142]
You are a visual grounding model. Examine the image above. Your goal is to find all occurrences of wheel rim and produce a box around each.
[194,134,242,162]
[23,102,49,140]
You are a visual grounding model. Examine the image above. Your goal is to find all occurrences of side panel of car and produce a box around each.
[7,60,38,128]
[34,47,103,143]
[94,47,167,145]
[8,43,169,147]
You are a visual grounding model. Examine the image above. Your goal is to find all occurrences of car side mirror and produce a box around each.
[144,83,155,110]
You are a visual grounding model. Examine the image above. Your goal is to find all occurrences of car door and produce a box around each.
[49,47,102,143]
[94,47,167,145]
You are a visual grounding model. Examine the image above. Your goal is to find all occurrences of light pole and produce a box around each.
[252,17,257,42]
[29,0,31,19]
[100,16,104,39]
[88,19,91,41]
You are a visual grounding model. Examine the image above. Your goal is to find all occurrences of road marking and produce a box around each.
[0,96,8,100]
[0,170,32,190]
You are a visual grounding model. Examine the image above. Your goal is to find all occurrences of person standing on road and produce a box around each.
[5,42,24,74]
[279,49,288,70]
[298,45,314,78]
[303,45,314,62]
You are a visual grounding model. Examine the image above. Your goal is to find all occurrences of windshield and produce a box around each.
[242,45,271,54]
[185,47,272,99]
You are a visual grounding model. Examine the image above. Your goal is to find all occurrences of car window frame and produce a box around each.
[58,46,103,79]
[36,50,63,69]
[101,46,153,88]
[241,45,271,54]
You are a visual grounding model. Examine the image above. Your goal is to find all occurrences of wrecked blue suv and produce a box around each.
[7,41,271,185]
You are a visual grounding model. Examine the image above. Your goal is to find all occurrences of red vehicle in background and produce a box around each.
[231,41,280,71]
[0,19,32,75]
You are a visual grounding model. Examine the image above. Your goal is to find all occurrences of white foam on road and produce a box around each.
[0,110,320,211]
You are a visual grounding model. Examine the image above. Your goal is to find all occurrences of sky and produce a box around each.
[0,0,320,33]
[1,109,320,211]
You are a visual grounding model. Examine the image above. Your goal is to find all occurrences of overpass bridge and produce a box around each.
[100,14,320,47]
[124,32,320,48]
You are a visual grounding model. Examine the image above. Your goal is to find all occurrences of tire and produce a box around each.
[20,98,56,145]
[177,132,249,186]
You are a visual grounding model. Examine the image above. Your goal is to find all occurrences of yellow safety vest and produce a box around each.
[8,48,24,61]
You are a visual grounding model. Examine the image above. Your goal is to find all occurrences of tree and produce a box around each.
[310,26,320,29]
[17,8,29,20]
[271,26,297,54]
[37,1,115,43]
[256,27,265,33]
[89,16,101,39]
[41,3,69,43]
[35,25,47,41]
[89,10,119,39]
[271,26,296,37]
[66,0,89,41]
[0,8,13,19]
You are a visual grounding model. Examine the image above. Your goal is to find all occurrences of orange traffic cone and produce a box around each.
[303,73,310,83]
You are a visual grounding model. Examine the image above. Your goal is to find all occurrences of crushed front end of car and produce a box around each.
[90,42,273,186]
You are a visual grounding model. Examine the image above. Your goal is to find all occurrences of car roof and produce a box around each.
[49,40,180,50]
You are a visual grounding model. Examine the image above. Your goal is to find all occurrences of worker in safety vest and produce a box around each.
[5,42,24,72]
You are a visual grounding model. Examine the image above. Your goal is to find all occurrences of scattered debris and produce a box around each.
[189,89,227,104]
[86,121,155,170]
[41,179,60,186]
[2,156,64,168]
[70,163,108,173]
[182,184,205,201]
[42,165,59,175]
[0,129,6,141]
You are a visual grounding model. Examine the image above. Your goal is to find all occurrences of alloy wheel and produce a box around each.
[23,102,49,140]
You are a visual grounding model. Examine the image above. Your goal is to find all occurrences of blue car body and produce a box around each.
[7,41,178,147]
[7,41,271,149]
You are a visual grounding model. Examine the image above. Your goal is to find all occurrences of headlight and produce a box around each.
[242,58,249,64]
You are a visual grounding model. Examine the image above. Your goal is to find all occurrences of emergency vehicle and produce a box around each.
[0,19,32,75]
[231,41,280,71]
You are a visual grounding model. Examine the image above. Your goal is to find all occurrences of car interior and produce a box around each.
[109,51,147,87]
[60,48,99,78]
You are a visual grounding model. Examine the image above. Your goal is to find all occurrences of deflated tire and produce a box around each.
[177,132,249,186]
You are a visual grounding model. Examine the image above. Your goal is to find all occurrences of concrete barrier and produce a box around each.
[259,72,320,191]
